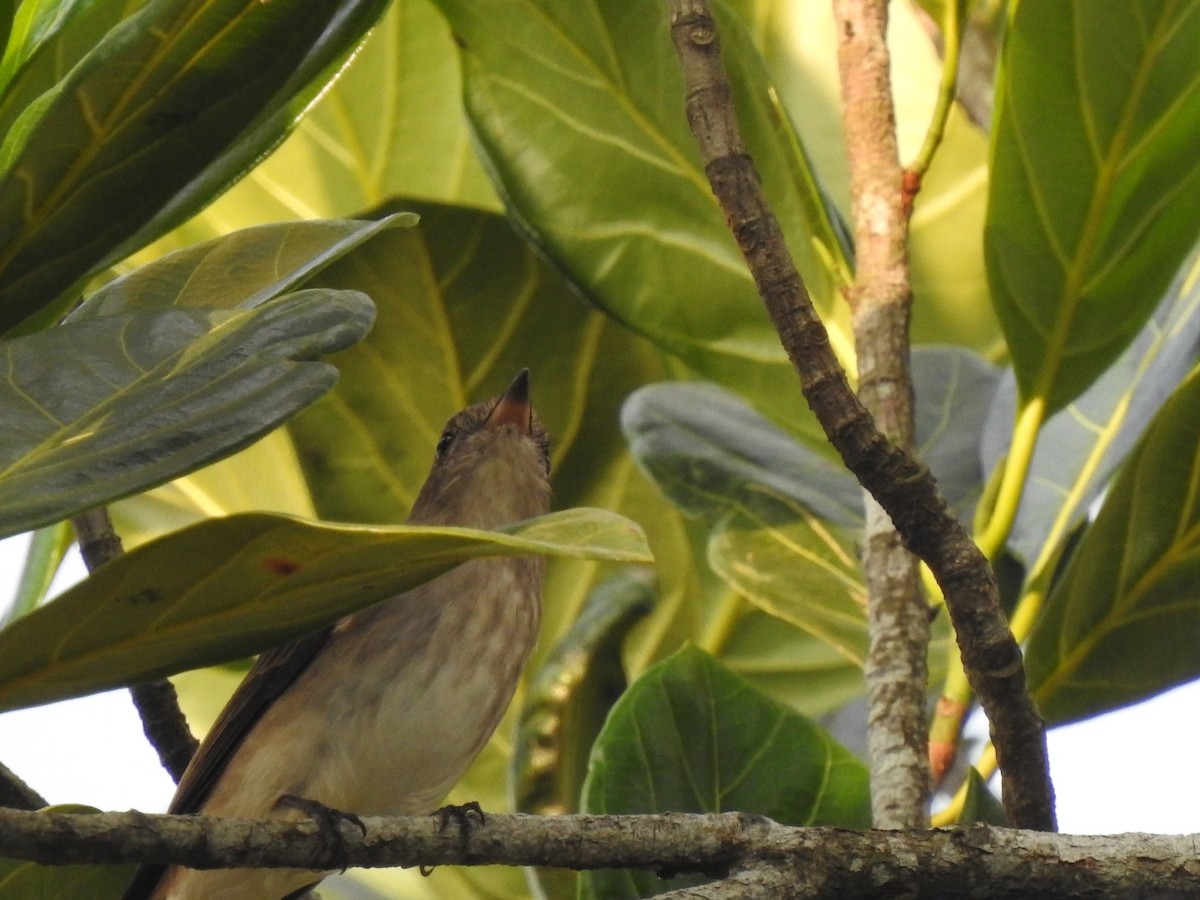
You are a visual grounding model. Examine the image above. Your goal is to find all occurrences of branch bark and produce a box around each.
[665,0,1055,831]
[832,0,929,829]
[71,508,198,781]
[0,807,1193,898]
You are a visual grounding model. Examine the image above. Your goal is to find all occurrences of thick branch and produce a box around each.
[665,0,1054,830]
[71,509,198,781]
[832,0,929,829]
[0,808,1193,898]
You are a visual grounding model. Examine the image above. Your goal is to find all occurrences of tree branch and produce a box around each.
[832,0,929,829]
[71,508,198,781]
[665,0,1055,830]
[0,807,1193,898]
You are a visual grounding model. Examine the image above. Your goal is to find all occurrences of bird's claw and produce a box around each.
[420,801,486,876]
[276,794,366,872]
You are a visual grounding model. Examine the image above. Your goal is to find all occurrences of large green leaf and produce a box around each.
[0,290,373,538]
[580,645,870,898]
[982,248,1200,567]
[1026,366,1200,725]
[708,494,868,665]
[0,0,386,335]
[985,0,1200,413]
[431,0,846,434]
[621,382,863,527]
[142,0,499,252]
[0,507,650,713]
[75,215,411,317]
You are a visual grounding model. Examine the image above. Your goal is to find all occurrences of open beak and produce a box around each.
[486,369,533,434]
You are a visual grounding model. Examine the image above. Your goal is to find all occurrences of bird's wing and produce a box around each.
[121,629,333,900]
[169,627,333,814]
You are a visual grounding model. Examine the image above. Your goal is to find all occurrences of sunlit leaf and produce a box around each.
[982,248,1200,567]
[985,0,1200,413]
[432,0,847,433]
[0,291,373,538]
[580,644,870,898]
[0,522,72,628]
[0,507,650,713]
[75,215,413,318]
[1027,366,1200,724]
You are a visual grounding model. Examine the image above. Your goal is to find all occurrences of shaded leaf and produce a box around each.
[621,381,862,528]
[985,0,1200,413]
[0,0,386,335]
[433,0,846,432]
[1027,366,1200,724]
[956,768,1008,827]
[580,644,870,898]
[0,507,650,713]
[0,290,374,538]
[912,346,1000,521]
[0,0,134,145]
[981,248,1200,567]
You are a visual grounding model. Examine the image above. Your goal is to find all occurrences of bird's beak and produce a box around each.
[486,369,533,434]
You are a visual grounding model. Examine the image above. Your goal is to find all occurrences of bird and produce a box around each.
[123,369,552,900]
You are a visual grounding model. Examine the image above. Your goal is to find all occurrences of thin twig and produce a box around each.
[665,0,1054,831]
[832,0,930,829]
[71,508,198,782]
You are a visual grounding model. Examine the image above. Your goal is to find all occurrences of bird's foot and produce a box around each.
[421,801,486,876]
[276,794,366,872]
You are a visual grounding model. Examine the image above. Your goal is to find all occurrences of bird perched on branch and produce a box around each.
[124,370,552,900]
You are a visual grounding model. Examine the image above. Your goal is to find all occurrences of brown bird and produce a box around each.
[123,370,552,900]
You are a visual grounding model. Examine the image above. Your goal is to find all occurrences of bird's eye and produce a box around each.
[435,429,457,459]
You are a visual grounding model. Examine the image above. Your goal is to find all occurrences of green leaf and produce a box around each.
[718,608,864,718]
[982,248,1200,567]
[156,0,499,245]
[708,492,868,665]
[0,522,72,628]
[911,346,1000,522]
[1026,366,1200,724]
[580,644,870,898]
[0,0,132,146]
[955,768,1009,827]
[0,507,650,713]
[0,0,386,336]
[431,0,847,432]
[0,290,374,538]
[289,199,614,525]
[621,381,862,528]
[74,215,412,317]
[985,0,1200,413]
